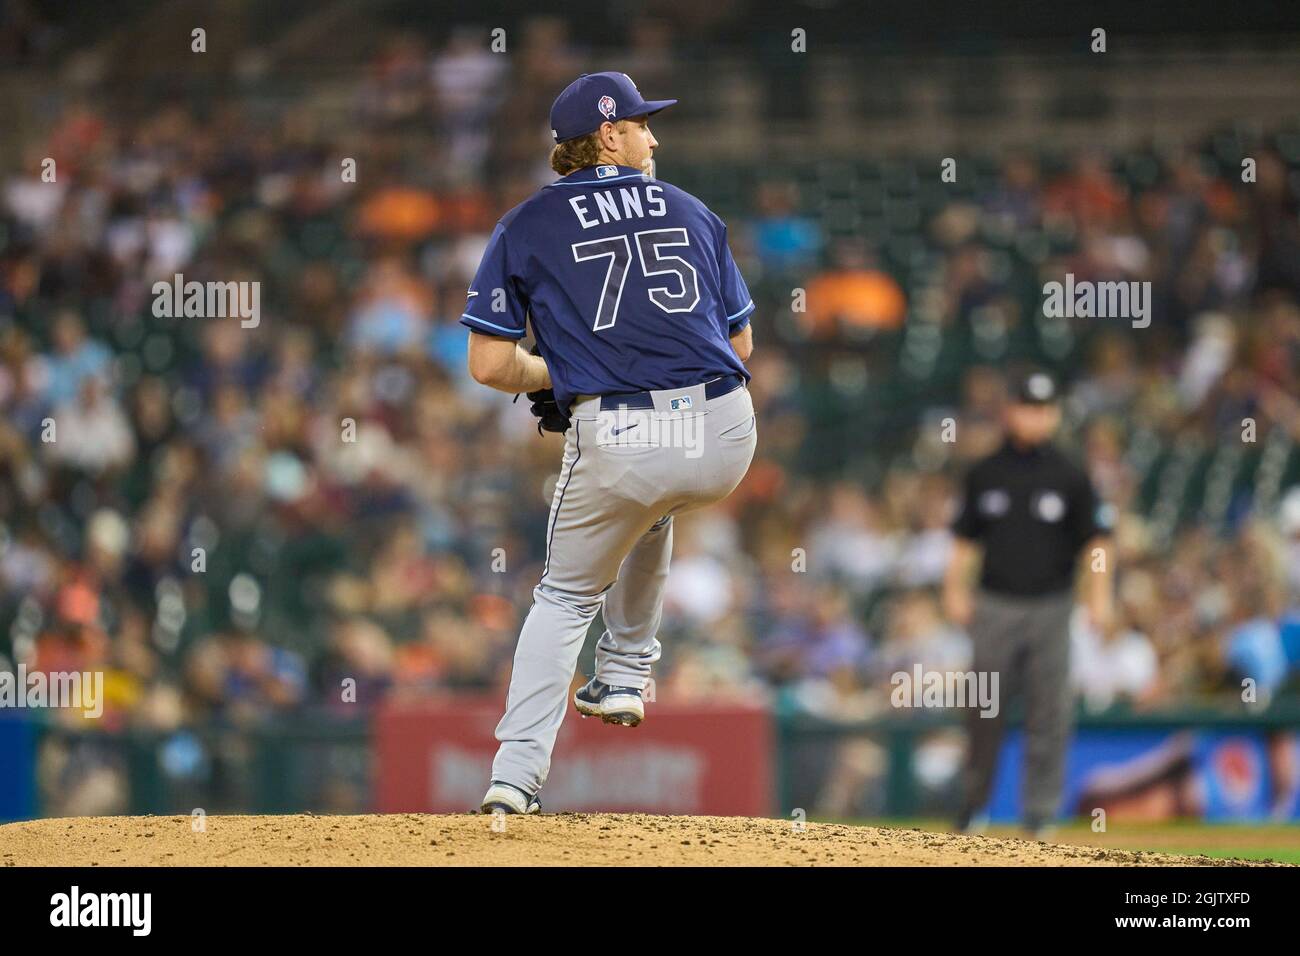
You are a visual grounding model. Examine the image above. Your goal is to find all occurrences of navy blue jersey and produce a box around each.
[460,164,754,410]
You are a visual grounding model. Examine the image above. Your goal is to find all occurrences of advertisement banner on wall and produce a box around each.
[0,715,37,822]
[987,728,1300,822]
[375,697,773,816]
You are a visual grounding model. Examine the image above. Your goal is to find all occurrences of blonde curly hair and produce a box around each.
[549,124,622,176]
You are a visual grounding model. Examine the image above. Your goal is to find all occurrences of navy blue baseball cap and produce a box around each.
[549,72,677,143]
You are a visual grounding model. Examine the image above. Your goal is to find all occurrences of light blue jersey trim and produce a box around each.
[727,300,756,324]
[461,313,525,338]
[545,173,650,188]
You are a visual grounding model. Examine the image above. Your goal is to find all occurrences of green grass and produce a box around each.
[822,817,1300,864]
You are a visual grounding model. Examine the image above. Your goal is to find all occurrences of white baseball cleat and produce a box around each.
[573,677,644,727]
[479,781,541,815]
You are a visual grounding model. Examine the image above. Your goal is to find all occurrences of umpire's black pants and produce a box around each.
[961,588,1075,824]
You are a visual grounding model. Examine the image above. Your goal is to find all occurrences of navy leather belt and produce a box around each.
[599,374,744,411]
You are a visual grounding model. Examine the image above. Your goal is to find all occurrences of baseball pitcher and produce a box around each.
[463,72,758,815]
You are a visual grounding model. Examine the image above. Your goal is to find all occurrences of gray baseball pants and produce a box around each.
[961,588,1075,824]
[491,381,757,796]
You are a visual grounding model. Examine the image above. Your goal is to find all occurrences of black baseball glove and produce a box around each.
[520,344,570,435]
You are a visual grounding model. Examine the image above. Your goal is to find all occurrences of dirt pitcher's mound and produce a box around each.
[0,814,1270,866]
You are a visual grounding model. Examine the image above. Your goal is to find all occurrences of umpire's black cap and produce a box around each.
[1012,370,1058,405]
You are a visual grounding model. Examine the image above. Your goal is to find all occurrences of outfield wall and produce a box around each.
[3,700,1298,823]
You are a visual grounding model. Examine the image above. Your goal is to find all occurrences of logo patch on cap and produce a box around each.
[597,95,617,119]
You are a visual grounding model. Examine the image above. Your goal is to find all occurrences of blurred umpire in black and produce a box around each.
[943,370,1114,838]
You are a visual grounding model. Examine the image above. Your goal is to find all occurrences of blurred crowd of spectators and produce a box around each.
[3,24,1300,782]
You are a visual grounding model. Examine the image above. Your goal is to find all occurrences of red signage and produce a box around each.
[375,696,772,816]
